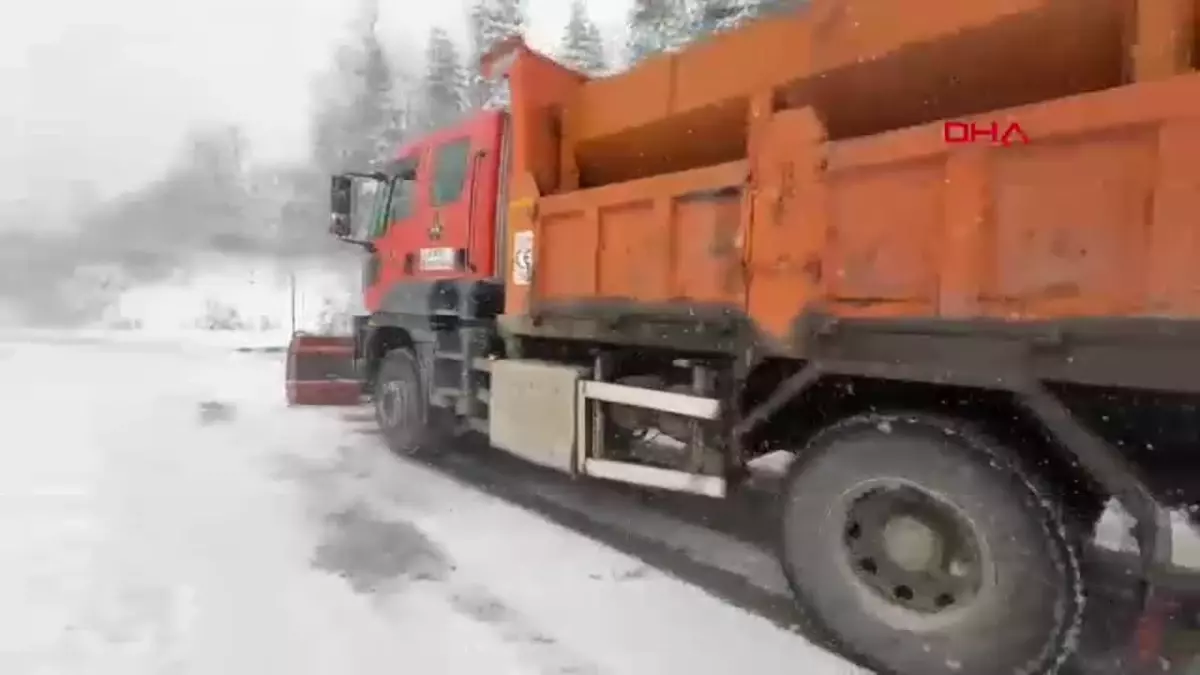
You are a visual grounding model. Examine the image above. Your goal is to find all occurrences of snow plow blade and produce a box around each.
[284,333,361,406]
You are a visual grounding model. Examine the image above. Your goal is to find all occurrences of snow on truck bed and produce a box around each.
[0,331,861,675]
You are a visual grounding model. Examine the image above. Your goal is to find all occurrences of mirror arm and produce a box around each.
[336,236,376,253]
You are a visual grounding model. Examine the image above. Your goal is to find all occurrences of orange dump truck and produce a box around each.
[318,0,1200,672]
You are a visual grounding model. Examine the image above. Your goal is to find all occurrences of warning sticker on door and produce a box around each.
[512,230,534,286]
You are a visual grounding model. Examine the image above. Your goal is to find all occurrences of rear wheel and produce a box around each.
[779,413,1084,675]
[374,349,435,454]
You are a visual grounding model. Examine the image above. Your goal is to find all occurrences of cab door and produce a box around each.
[371,115,504,300]
[364,155,420,313]
[411,137,473,278]
[360,178,393,312]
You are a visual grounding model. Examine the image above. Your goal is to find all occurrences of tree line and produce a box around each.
[0,0,805,325]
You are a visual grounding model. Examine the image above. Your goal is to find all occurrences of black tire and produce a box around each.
[779,413,1084,675]
[374,349,434,454]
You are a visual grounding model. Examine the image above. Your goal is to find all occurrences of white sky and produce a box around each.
[0,0,630,209]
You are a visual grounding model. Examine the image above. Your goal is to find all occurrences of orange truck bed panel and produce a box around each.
[755,75,1200,331]
[533,161,749,308]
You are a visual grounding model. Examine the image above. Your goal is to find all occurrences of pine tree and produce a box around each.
[310,0,410,172]
[420,27,468,131]
[558,0,607,75]
[178,125,252,249]
[281,0,414,255]
[690,0,758,39]
[467,0,527,109]
[625,0,690,65]
[353,6,406,167]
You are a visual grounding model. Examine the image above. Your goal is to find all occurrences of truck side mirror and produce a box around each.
[330,175,353,238]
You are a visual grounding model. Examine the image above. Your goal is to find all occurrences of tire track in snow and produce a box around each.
[329,413,806,631]
[283,447,605,675]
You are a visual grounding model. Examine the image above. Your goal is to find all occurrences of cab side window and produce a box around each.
[390,179,415,222]
[430,138,472,207]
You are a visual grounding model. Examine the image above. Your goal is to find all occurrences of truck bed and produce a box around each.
[505,72,1200,372]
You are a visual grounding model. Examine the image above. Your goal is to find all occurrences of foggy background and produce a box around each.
[0,0,798,329]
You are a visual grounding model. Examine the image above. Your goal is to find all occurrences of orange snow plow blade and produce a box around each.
[284,333,361,406]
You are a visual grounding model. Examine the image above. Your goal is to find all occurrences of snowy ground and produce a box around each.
[0,330,861,675]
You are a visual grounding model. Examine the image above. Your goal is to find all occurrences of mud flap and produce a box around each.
[1135,594,1172,670]
[1134,572,1200,674]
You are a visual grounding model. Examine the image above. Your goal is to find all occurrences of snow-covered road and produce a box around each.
[0,333,860,675]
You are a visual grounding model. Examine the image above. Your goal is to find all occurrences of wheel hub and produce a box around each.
[882,514,942,572]
[378,380,410,429]
[843,485,985,614]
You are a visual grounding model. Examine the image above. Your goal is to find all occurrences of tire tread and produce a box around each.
[777,411,1085,675]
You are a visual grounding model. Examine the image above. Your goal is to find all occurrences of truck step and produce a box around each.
[465,417,488,434]
[434,352,493,372]
[581,458,726,498]
[432,387,459,406]
[580,380,720,419]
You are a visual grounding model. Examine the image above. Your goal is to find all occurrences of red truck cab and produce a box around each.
[328,109,510,399]
[358,110,508,311]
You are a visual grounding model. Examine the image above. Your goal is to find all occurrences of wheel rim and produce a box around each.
[378,377,415,430]
[841,484,986,615]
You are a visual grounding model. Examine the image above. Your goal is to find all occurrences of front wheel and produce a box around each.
[779,413,1085,675]
[374,349,435,454]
